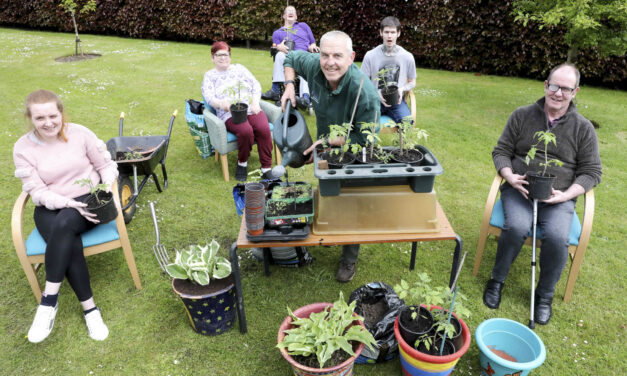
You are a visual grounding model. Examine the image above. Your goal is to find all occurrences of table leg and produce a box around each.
[263,247,272,276]
[409,242,417,270]
[229,242,247,334]
[449,234,463,288]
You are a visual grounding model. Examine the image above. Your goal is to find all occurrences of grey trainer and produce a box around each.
[336,262,356,282]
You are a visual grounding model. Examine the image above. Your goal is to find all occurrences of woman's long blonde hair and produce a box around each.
[24,89,68,141]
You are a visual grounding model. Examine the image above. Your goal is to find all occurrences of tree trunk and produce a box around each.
[71,11,82,56]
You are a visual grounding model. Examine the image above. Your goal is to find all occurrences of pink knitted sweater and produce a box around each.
[13,123,119,209]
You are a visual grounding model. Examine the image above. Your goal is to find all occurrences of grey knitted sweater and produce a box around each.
[492,97,602,192]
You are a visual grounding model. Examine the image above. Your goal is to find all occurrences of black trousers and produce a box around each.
[34,194,95,302]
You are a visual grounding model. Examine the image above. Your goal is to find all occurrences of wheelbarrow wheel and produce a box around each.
[118,175,136,224]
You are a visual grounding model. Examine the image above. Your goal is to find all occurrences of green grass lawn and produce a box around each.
[0,28,625,375]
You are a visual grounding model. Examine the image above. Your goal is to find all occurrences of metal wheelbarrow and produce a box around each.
[106,110,177,223]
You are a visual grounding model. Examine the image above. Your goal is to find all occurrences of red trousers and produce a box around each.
[225,112,272,168]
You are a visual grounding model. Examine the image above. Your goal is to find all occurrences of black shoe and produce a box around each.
[295,96,309,111]
[336,262,356,283]
[534,296,553,325]
[261,170,274,180]
[483,279,504,309]
[261,89,279,101]
[235,165,247,181]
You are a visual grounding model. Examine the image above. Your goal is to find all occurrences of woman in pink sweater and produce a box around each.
[13,90,119,343]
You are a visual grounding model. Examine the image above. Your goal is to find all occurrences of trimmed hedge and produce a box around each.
[1,0,624,88]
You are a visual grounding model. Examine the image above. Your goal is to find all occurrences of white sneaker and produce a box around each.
[28,304,58,343]
[84,309,109,341]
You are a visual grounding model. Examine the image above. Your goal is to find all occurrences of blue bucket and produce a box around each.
[475,318,546,376]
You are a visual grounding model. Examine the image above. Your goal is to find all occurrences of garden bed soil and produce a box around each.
[292,348,352,369]
[173,274,234,296]
[391,148,424,165]
[55,53,101,62]
[360,299,388,328]
[271,185,312,200]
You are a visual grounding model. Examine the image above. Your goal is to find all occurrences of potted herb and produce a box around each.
[277,292,377,375]
[376,67,399,106]
[224,80,250,124]
[165,240,236,336]
[318,123,362,168]
[74,178,117,223]
[391,116,428,165]
[525,130,563,199]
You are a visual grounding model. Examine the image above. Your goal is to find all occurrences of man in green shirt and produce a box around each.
[280,30,380,282]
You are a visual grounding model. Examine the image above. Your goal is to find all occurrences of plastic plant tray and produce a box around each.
[265,183,314,223]
[313,145,443,196]
[246,224,310,242]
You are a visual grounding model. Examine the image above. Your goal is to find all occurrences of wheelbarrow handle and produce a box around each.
[119,112,125,137]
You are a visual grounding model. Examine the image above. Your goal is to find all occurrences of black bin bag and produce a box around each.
[349,282,404,364]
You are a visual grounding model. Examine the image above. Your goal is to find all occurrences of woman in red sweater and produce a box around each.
[13,90,118,343]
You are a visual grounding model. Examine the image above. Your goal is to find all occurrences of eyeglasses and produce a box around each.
[214,53,230,58]
[547,83,575,95]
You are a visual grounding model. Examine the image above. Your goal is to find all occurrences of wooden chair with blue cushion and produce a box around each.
[203,101,283,181]
[12,180,142,303]
[379,90,417,134]
[473,174,595,302]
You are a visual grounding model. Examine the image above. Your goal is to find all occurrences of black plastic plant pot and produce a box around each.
[319,150,357,169]
[398,305,434,349]
[417,336,456,356]
[229,103,249,124]
[285,40,295,52]
[85,191,117,223]
[382,85,399,106]
[391,148,424,166]
[432,310,463,351]
[527,172,556,200]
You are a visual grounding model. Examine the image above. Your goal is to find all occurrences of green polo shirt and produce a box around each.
[284,50,380,145]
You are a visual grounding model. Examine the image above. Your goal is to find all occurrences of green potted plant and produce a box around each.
[224,80,250,124]
[266,182,314,224]
[393,273,472,374]
[525,130,563,199]
[376,67,399,106]
[165,240,237,336]
[391,116,428,165]
[318,123,362,168]
[277,292,377,375]
[283,26,297,52]
[74,178,117,223]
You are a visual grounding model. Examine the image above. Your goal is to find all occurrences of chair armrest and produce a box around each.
[260,101,282,125]
[203,108,229,154]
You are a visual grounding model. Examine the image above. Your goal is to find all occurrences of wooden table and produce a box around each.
[229,201,462,333]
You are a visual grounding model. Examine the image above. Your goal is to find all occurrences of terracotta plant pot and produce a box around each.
[172,275,236,336]
[394,305,471,376]
[277,302,365,375]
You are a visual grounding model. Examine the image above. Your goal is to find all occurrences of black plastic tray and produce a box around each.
[246,224,310,242]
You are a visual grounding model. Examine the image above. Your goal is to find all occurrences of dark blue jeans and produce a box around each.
[381,99,411,124]
[491,184,575,299]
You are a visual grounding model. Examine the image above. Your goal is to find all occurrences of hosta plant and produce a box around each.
[165,240,231,285]
[277,292,376,368]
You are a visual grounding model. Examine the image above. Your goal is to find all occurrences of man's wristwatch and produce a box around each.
[284,80,295,86]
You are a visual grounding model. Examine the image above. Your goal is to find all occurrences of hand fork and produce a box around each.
[149,202,170,272]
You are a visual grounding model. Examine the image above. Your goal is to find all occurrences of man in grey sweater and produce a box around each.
[483,63,602,325]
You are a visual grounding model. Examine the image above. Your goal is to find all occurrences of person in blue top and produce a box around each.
[280,30,380,283]
[261,5,319,110]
